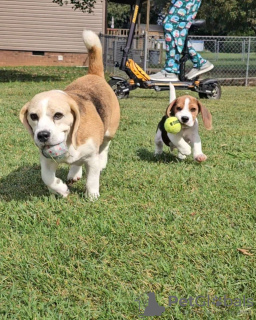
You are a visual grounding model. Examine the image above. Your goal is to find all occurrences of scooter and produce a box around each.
[108,0,221,100]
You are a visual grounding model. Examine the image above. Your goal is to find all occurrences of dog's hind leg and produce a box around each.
[67,165,83,183]
[85,153,101,200]
[99,138,111,171]
[155,128,164,155]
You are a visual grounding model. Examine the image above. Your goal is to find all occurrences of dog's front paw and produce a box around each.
[195,154,207,162]
[178,145,191,156]
[67,165,83,184]
[154,150,163,156]
[178,152,187,160]
[61,188,70,198]
[47,178,70,197]
[67,176,81,185]
[86,190,100,201]
[48,185,70,197]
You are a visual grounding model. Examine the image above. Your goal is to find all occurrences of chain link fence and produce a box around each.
[100,34,146,75]
[100,34,256,86]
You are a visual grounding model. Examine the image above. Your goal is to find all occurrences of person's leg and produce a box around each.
[150,0,214,81]
[188,41,206,67]
[185,40,214,79]
[184,0,214,79]
[150,26,180,81]
[150,4,181,81]
[164,29,181,74]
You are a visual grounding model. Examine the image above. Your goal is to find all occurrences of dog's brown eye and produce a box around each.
[176,107,182,111]
[191,108,197,112]
[30,113,38,121]
[53,112,64,120]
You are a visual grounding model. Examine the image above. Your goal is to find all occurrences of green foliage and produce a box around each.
[52,0,96,13]
[52,0,256,35]
[198,0,256,36]
[107,3,130,29]
[106,1,169,29]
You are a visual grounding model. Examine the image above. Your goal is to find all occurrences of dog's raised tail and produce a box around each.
[82,30,104,78]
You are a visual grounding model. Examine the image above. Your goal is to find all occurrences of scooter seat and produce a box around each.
[191,20,206,28]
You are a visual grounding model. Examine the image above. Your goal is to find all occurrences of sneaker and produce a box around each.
[150,70,179,82]
[185,61,214,80]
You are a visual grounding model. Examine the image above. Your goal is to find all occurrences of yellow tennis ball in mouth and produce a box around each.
[164,117,181,134]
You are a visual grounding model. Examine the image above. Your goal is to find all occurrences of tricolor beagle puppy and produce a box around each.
[155,95,212,161]
[20,30,120,199]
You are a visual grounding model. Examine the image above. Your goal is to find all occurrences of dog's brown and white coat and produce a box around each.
[20,30,120,199]
[155,95,212,161]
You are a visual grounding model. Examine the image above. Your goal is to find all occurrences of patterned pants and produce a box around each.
[163,0,206,74]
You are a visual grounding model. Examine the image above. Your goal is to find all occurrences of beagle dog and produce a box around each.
[155,95,212,162]
[20,30,120,199]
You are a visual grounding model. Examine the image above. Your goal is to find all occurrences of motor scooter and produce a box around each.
[108,0,221,100]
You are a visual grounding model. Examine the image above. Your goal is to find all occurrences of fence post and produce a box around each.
[214,39,217,61]
[143,31,148,72]
[217,40,219,60]
[242,39,245,61]
[245,37,251,87]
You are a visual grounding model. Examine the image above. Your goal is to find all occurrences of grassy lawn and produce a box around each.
[0,66,255,319]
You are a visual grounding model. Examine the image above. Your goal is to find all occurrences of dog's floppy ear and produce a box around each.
[197,100,212,130]
[165,99,177,117]
[19,102,34,138]
[67,96,81,149]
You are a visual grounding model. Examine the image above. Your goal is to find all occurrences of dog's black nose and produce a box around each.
[181,116,189,123]
[37,130,50,142]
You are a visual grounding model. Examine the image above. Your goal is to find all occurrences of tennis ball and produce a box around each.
[42,142,68,159]
[164,117,181,134]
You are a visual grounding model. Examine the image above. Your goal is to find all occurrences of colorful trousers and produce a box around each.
[163,0,206,74]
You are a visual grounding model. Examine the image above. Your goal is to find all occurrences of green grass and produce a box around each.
[0,66,256,319]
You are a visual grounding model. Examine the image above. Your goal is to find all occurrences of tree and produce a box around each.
[53,0,256,35]
[53,0,170,25]
[107,3,130,29]
[198,0,256,36]
[52,0,96,13]
[107,1,169,29]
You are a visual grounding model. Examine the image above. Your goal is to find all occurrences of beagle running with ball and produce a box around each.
[20,30,120,199]
[155,95,212,162]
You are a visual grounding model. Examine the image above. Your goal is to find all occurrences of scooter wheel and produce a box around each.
[199,82,221,100]
[108,79,130,99]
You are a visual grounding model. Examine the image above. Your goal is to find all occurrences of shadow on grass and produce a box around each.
[0,164,81,202]
[0,69,60,82]
[136,148,179,163]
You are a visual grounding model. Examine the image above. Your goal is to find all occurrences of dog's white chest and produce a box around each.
[57,138,97,165]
